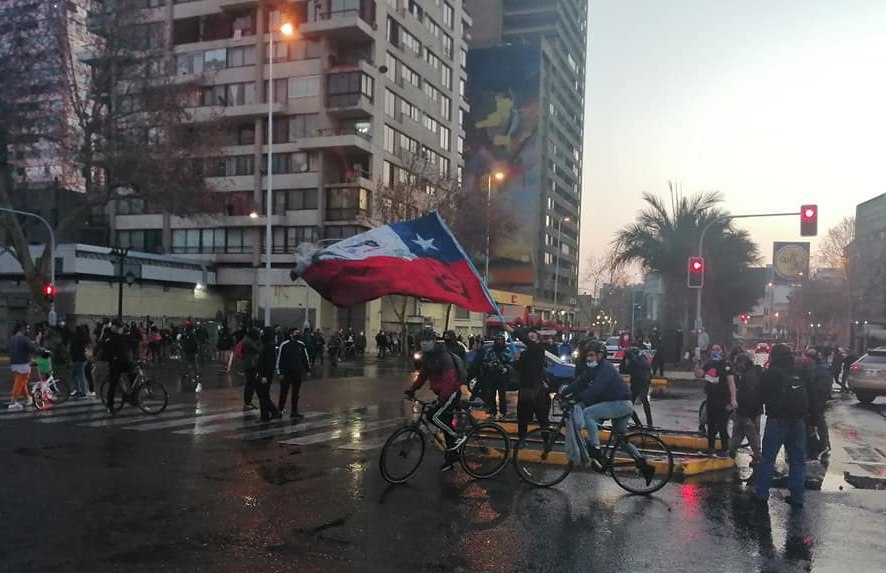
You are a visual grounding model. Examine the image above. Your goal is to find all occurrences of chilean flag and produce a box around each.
[291,212,498,312]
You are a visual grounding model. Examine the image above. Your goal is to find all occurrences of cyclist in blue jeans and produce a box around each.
[563,340,635,469]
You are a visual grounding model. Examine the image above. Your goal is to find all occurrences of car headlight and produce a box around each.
[413,352,422,362]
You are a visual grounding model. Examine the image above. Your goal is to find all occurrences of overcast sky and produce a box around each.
[580,0,886,288]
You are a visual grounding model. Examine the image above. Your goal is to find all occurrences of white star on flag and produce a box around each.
[413,234,438,251]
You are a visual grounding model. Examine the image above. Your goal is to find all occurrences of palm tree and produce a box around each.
[612,187,762,346]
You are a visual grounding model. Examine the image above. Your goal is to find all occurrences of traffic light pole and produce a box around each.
[694,210,802,337]
[0,206,56,325]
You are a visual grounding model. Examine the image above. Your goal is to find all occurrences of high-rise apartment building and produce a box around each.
[464,0,586,318]
[113,0,470,330]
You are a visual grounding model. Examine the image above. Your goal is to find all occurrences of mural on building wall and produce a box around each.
[465,43,541,295]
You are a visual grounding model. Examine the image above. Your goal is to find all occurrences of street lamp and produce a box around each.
[263,20,296,327]
[553,216,571,309]
[484,170,506,284]
[0,206,56,324]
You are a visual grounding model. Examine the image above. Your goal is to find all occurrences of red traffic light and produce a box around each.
[687,256,704,288]
[800,204,818,236]
[43,284,55,297]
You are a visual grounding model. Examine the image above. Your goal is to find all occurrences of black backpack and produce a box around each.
[779,373,809,419]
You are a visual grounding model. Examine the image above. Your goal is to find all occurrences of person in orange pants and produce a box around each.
[8,322,36,409]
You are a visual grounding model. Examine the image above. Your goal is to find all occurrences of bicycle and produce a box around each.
[380,396,512,484]
[99,360,168,414]
[513,395,674,494]
[30,369,72,410]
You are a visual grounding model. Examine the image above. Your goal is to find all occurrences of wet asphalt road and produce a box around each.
[2,358,886,572]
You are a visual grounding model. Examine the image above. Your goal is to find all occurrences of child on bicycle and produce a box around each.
[404,329,462,472]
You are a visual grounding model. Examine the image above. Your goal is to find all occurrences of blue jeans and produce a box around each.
[71,361,87,395]
[583,400,634,449]
[754,418,807,503]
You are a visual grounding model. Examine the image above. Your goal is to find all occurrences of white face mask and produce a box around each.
[586,360,598,369]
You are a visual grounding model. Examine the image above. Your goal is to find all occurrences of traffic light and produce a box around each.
[739,313,749,324]
[687,257,704,288]
[43,283,55,302]
[800,204,818,236]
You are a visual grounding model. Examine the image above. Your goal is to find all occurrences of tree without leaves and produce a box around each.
[815,216,854,279]
[0,0,224,310]
[612,185,762,345]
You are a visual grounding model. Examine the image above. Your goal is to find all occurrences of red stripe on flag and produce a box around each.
[302,256,495,312]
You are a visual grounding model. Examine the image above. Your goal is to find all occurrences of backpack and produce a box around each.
[780,373,809,419]
[449,351,467,384]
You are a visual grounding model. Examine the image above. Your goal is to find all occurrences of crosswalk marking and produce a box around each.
[77,406,206,428]
[39,404,193,424]
[123,408,265,431]
[281,419,404,447]
[0,392,401,452]
[229,413,346,441]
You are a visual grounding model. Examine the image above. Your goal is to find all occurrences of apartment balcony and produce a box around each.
[298,127,372,153]
[325,93,374,119]
[324,185,371,223]
[299,9,376,43]
[187,102,284,122]
[218,0,258,9]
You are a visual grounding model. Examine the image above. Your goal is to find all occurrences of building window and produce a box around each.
[402,64,421,89]
[264,152,312,174]
[117,198,146,215]
[384,89,397,117]
[117,230,162,253]
[203,48,226,71]
[384,125,396,153]
[288,114,319,139]
[385,52,397,82]
[327,71,374,106]
[439,125,450,151]
[175,52,203,75]
[171,229,201,254]
[442,2,453,28]
[324,225,365,240]
[455,306,469,319]
[227,45,256,67]
[287,76,321,99]
[272,226,319,253]
[326,187,370,221]
[200,82,255,106]
[286,188,318,210]
[442,33,453,59]
[440,94,451,120]
[441,63,452,90]
[225,228,250,254]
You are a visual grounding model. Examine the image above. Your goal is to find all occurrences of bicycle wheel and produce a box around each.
[99,379,126,412]
[136,380,168,415]
[608,431,674,495]
[379,425,426,484]
[32,388,47,411]
[48,378,71,404]
[513,427,573,487]
[459,422,511,479]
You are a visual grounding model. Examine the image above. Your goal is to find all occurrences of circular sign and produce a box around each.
[773,244,808,281]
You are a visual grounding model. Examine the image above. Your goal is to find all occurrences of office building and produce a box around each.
[110,0,470,331]
[464,0,586,318]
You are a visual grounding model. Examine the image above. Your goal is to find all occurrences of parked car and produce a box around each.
[846,347,886,404]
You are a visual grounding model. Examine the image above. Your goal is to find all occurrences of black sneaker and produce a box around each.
[639,461,656,486]
[106,407,116,417]
[783,495,804,508]
[588,446,604,471]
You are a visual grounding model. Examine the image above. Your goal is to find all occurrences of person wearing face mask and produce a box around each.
[479,334,514,420]
[405,329,463,472]
[694,343,738,456]
[562,340,634,469]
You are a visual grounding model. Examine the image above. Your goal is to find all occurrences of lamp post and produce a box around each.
[263,20,295,327]
[0,206,56,325]
[553,216,570,309]
[109,247,131,322]
[484,170,505,284]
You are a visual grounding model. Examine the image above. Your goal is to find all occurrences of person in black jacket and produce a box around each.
[728,353,762,464]
[256,326,282,422]
[101,320,134,416]
[754,344,812,508]
[240,327,261,410]
[624,347,653,428]
[276,328,312,418]
[510,326,550,441]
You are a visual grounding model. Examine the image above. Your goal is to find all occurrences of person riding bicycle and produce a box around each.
[562,340,635,470]
[405,329,463,472]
